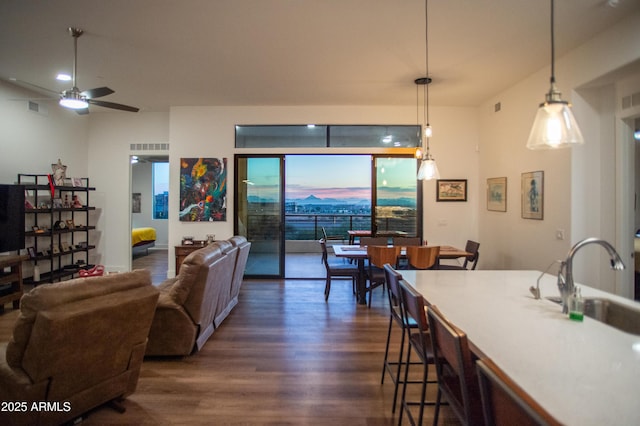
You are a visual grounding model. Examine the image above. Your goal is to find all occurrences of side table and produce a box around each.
[0,254,29,311]
[175,242,207,274]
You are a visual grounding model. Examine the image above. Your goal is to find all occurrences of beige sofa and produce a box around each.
[145,236,251,356]
[0,269,159,426]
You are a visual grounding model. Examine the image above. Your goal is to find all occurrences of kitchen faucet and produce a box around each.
[556,237,625,314]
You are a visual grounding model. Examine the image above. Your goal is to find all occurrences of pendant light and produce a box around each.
[416,0,440,180]
[526,0,584,149]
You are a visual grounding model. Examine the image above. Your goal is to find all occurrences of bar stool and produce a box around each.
[476,358,561,426]
[398,279,438,425]
[381,264,421,414]
[427,304,484,425]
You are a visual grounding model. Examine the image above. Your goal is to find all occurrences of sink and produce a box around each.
[546,296,640,336]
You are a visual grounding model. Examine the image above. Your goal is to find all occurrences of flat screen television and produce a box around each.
[0,184,25,253]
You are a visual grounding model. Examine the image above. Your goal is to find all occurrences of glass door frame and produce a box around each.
[234,154,285,278]
[371,154,423,241]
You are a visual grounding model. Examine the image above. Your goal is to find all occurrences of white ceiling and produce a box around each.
[1,0,638,113]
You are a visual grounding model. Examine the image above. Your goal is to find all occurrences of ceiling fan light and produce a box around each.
[59,90,88,109]
[526,100,584,149]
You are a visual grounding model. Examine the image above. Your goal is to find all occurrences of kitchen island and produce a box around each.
[401,270,640,426]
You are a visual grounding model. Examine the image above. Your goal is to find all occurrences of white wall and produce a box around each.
[478,11,640,297]
[168,105,479,276]
[87,112,170,272]
[0,81,89,185]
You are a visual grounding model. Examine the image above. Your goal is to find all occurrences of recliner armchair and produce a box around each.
[0,269,159,426]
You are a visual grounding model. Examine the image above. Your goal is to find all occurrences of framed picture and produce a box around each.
[51,159,67,186]
[71,177,83,187]
[436,179,467,202]
[51,244,60,255]
[132,193,141,213]
[487,177,507,212]
[521,171,544,220]
[61,242,71,252]
[27,247,36,258]
[179,157,227,221]
[66,219,75,229]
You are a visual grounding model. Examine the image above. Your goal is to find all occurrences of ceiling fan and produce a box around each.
[57,27,139,114]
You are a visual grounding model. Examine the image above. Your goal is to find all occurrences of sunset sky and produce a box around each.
[246,155,417,201]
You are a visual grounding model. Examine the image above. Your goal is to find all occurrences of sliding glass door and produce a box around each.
[235,155,284,277]
[373,155,422,239]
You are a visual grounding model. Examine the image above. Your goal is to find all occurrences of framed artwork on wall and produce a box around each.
[521,171,544,220]
[436,179,467,202]
[487,177,507,212]
[132,193,141,213]
[179,157,227,222]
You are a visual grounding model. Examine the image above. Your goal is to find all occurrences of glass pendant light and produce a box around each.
[527,0,584,149]
[416,0,440,180]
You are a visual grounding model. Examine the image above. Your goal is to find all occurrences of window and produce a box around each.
[153,162,169,219]
[235,125,420,148]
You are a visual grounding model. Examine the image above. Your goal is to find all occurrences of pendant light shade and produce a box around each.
[415,0,440,180]
[527,95,584,149]
[527,0,584,150]
[417,156,440,180]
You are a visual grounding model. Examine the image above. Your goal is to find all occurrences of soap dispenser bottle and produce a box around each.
[569,286,584,321]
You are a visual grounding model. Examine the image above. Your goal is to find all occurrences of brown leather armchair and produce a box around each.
[0,269,159,426]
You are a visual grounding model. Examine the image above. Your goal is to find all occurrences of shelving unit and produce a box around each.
[18,174,96,284]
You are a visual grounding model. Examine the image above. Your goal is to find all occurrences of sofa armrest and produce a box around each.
[145,298,199,356]
[0,343,49,402]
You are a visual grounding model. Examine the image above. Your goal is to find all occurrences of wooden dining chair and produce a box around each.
[322,226,345,245]
[427,304,484,426]
[406,245,441,270]
[319,239,359,301]
[360,236,389,247]
[365,245,400,307]
[439,240,480,270]
[392,236,422,246]
[476,358,561,426]
[397,279,438,426]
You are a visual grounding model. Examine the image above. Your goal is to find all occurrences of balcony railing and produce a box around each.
[244,213,417,241]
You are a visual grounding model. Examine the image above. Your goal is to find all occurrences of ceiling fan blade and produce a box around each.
[81,86,114,99]
[5,78,59,97]
[88,99,139,112]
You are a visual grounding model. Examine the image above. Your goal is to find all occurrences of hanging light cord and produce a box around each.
[424,0,430,130]
[549,0,556,87]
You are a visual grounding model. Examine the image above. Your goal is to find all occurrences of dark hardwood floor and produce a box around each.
[1,251,459,425]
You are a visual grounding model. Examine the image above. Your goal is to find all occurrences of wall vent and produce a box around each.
[622,91,640,110]
[27,101,48,116]
[129,143,169,151]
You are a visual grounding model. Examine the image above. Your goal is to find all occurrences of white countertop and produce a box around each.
[401,270,640,426]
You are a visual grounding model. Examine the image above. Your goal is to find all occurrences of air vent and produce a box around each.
[129,143,169,151]
[622,91,640,110]
[27,101,48,116]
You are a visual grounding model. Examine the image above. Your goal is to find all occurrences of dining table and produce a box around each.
[332,244,471,305]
